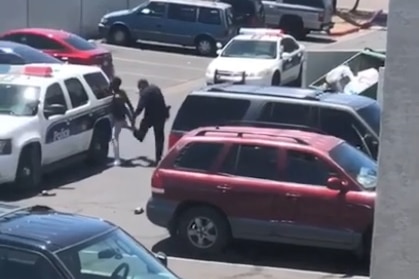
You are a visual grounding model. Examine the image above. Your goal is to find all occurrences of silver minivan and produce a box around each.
[263,0,334,38]
[99,0,238,56]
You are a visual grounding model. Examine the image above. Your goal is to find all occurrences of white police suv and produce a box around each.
[206,28,305,86]
[0,64,113,190]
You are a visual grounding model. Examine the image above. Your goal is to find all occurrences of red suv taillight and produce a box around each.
[168,133,182,149]
[151,170,164,194]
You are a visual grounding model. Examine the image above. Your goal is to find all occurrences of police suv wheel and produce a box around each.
[177,206,231,256]
[15,146,42,191]
[86,128,109,165]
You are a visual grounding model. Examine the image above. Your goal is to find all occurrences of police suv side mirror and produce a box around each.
[44,104,66,118]
[154,251,167,266]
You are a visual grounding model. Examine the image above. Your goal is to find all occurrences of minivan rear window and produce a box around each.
[198,7,221,25]
[172,95,251,131]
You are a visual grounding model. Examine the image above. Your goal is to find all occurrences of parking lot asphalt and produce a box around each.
[0,31,380,279]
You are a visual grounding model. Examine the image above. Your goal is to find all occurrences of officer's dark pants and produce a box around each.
[136,118,165,162]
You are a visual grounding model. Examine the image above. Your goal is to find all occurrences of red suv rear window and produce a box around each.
[173,142,224,171]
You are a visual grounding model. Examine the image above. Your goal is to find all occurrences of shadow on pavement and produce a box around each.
[305,34,336,44]
[132,42,206,57]
[152,237,369,277]
[0,159,113,202]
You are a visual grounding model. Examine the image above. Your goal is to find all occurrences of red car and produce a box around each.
[0,28,114,78]
[146,126,377,258]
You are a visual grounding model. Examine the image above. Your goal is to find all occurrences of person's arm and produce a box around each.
[120,90,134,115]
[134,89,150,118]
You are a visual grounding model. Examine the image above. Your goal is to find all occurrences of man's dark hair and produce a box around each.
[137,79,149,89]
[111,76,122,88]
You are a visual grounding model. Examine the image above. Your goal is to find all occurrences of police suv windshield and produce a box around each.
[221,40,277,59]
[0,84,40,116]
[57,229,179,279]
[329,142,377,191]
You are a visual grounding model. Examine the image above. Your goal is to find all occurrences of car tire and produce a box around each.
[295,65,303,87]
[271,71,281,86]
[177,206,231,256]
[195,36,216,56]
[108,25,131,46]
[15,145,42,191]
[86,127,110,166]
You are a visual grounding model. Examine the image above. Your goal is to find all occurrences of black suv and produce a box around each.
[0,204,178,279]
[170,84,380,159]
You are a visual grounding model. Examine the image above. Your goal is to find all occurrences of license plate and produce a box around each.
[103,60,108,66]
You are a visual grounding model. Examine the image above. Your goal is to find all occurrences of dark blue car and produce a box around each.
[0,41,62,64]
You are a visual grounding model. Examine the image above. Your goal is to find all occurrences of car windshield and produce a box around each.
[0,84,40,116]
[329,142,377,191]
[221,40,277,59]
[0,45,62,64]
[357,102,380,136]
[64,35,96,51]
[57,229,179,279]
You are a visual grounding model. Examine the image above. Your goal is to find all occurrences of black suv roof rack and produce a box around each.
[0,204,52,219]
[196,128,309,145]
[222,120,327,135]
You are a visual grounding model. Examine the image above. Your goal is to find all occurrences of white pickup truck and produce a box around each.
[263,0,334,38]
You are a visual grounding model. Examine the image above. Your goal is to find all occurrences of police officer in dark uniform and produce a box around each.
[133,79,170,166]
[110,77,134,166]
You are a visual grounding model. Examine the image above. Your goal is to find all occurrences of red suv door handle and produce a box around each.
[285,193,300,198]
[216,185,231,191]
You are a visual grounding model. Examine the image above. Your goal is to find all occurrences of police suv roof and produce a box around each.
[0,204,116,252]
[198,84,375,110]
[152,0,231,9]
[0,63,103,87]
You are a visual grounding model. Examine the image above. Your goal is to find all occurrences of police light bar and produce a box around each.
[22,65,53,77]
[239,28,284,36]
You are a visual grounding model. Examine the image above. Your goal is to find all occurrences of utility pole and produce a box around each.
[370,0,419,278]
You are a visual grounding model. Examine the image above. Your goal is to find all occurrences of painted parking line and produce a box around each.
[113,56,206,71]
[168,257,369,279]
[117,70,188,82]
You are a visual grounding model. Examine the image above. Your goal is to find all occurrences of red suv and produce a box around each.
[146,126,377,257]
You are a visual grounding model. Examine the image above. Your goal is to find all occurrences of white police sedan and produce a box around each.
[206,28,305,86]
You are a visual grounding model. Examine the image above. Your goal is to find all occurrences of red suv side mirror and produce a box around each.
[326,177,344,191]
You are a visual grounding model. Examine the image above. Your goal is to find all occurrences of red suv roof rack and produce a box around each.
[195,128,309,145]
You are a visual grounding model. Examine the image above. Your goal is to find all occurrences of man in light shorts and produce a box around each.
[110,77,134,166]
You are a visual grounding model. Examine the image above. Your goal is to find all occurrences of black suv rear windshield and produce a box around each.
[283,0,324,8]
[357,102,380,135]
[172,95,250,131]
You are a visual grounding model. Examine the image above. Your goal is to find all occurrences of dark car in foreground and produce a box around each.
[0,203,179,279]
[147,126,376,258]
[0,28,114,78]
[0,40,63,64]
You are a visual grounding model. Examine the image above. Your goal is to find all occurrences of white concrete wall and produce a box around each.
[0,0,146,37]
